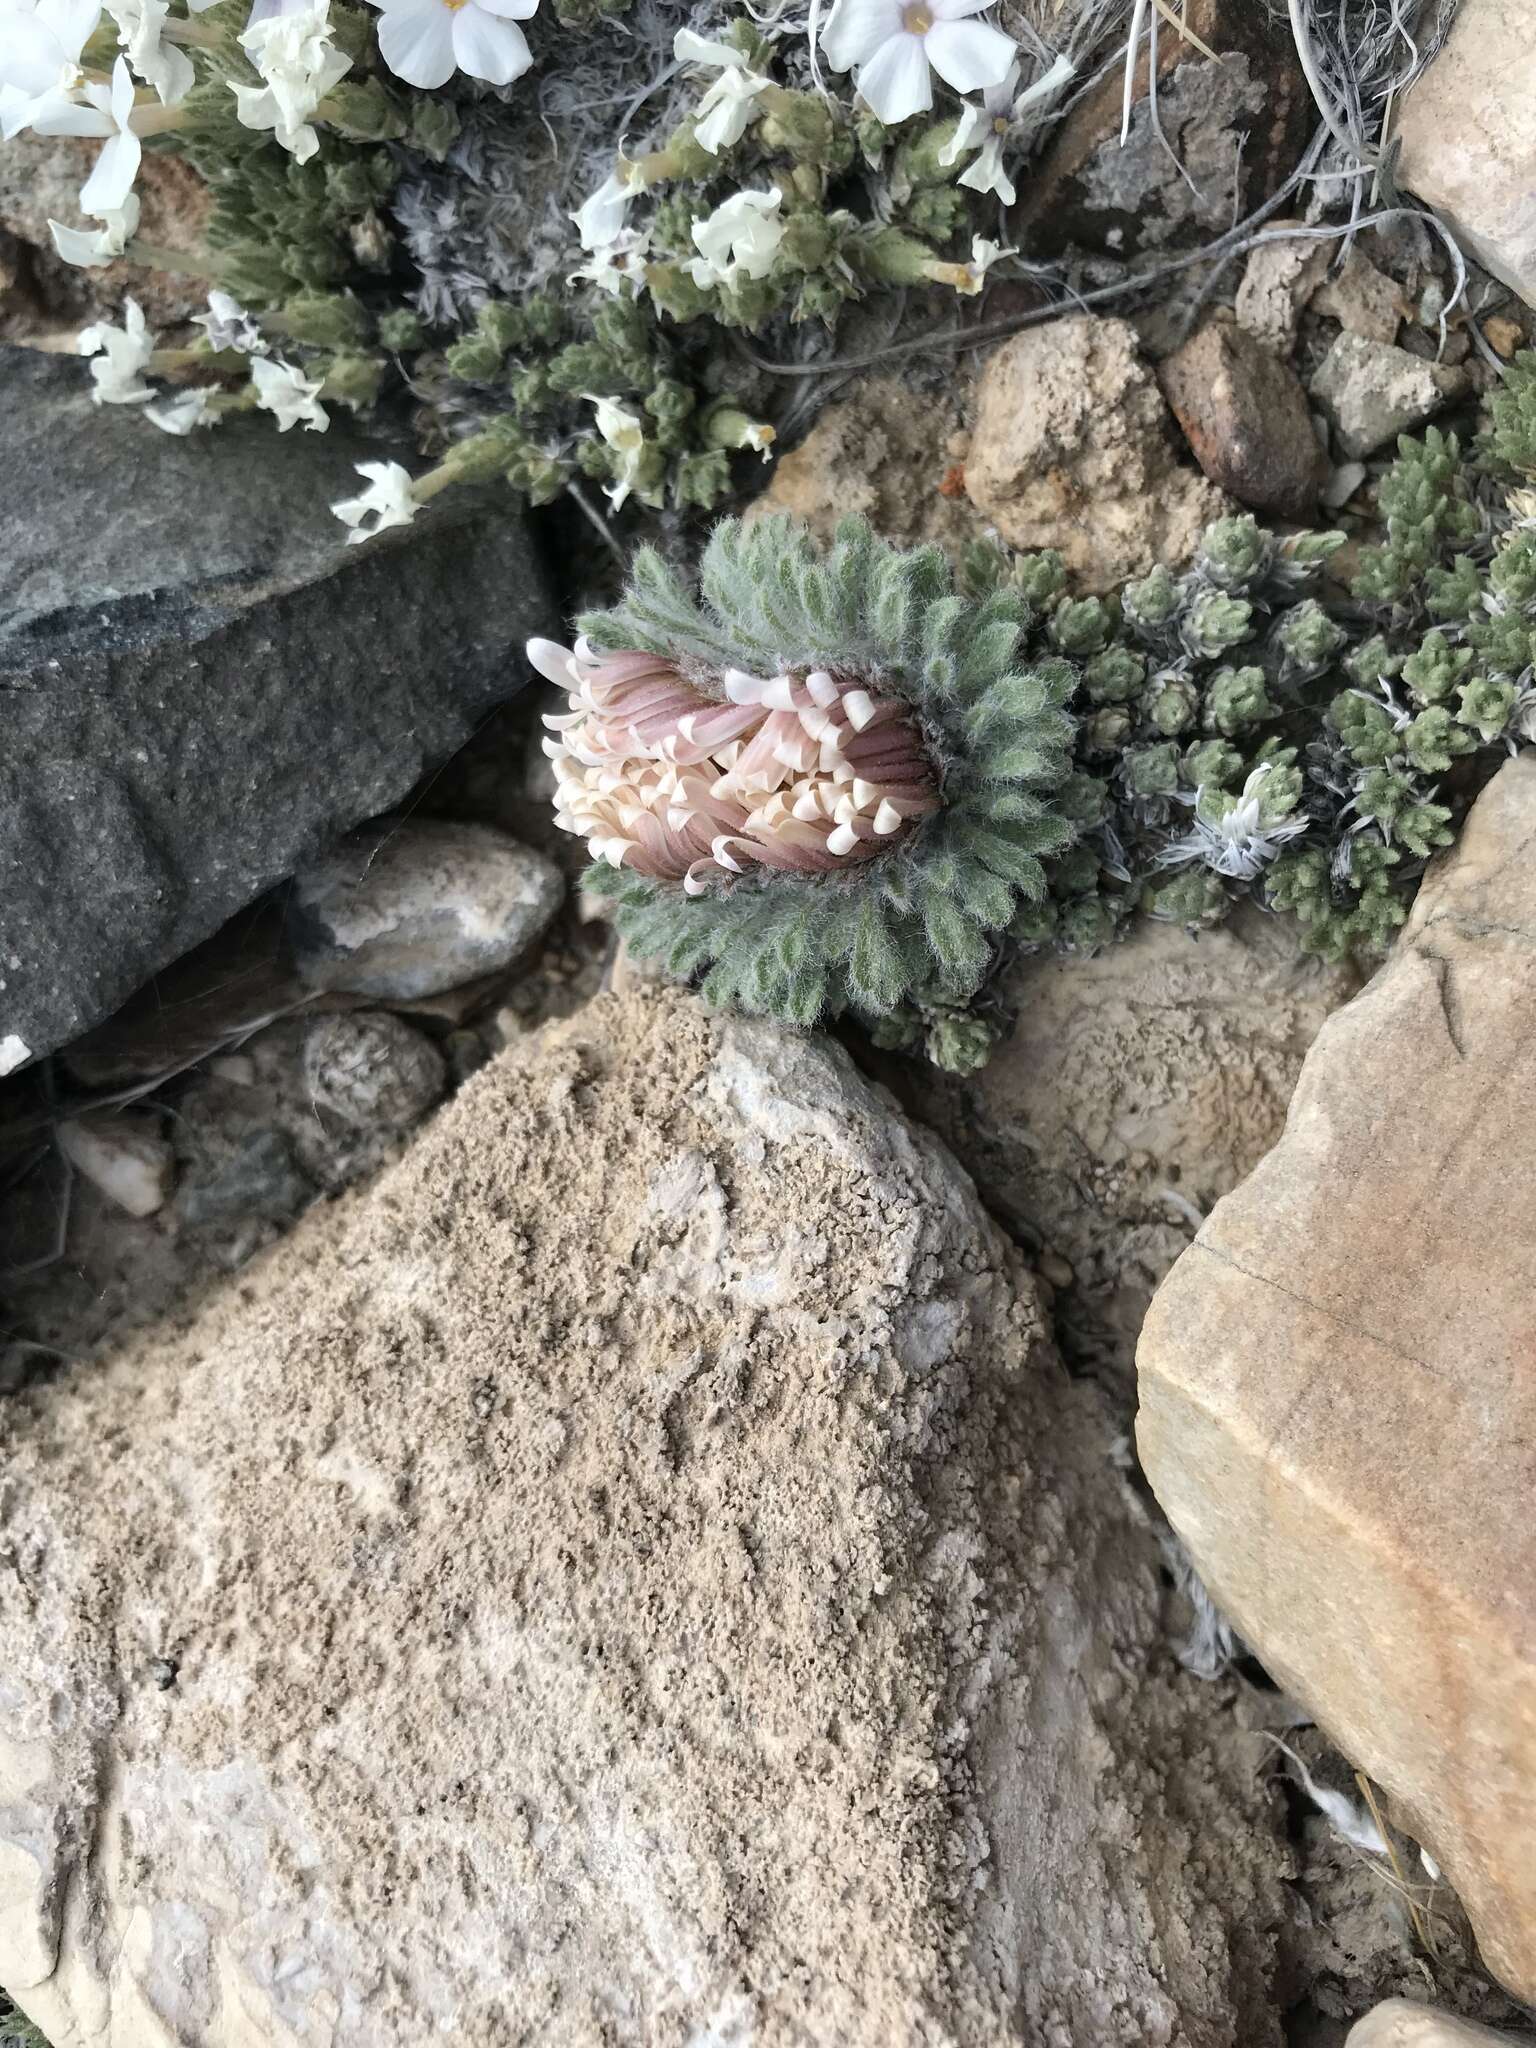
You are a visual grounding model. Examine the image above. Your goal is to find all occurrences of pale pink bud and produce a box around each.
[532,641,940,891]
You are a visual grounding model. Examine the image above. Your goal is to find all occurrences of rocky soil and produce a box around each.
[5,3,1536,2044]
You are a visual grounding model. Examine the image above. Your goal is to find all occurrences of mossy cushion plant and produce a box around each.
[528,514,1079,1066]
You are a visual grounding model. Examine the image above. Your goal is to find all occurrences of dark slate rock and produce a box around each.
[0,345,553,1062]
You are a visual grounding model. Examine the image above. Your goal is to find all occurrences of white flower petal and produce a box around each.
[451,3,529,84]
[923,17,1015,94]
[374,0,454,85]
[471,0,538,20]
[146,387,218,433]
[938,99,986,166]
[855,29,932,124]
[0,15,74,95]
[572,172,631,251]
[51,0,105,53]
[819,0,897,72]
[79,123,141,212]
[673,27,742,69]
[958,137,1015,204]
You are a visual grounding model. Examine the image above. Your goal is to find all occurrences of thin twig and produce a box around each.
[1354,1773,1439,1958]
[565,479,628,564]
[1120,0,1149,145]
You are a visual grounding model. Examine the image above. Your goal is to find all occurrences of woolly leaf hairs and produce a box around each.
[529,515,1078,1035]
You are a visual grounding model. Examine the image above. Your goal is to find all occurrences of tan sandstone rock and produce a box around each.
[1234,223,1333,352]
[0,987,1292,2047]
[1137,757,1536,2003]
[748,374,981,553]
[1346,1999,1536,2047]
[964,315,1229,593]
[1397,0,1536,311]
[908,905,1360,1390]
[0,139,209,332]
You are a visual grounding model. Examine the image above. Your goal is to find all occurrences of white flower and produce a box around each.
[0,0,100,138]
[20,56,142,212]
[952,233,1012,292]
[819,0,1015,126]
[587,394,649,512]
[569,227,651,297]
[250,354,329,432]
[77,295,155,405]
[685,187,784,292]
[331,459,420,544]
[106,0,194,103]
[48,190,139,267]
[570,173,651,295]
[233,0,350,163]
[146,387,219,433]
[194,288,267,354]
[572,171,633,253]
[743,422,775,459]
[674,28,771,156]
[1155,765,1308,882]
[941,49,1074,205]
[921,233,1013,294]
[366,0,537,90]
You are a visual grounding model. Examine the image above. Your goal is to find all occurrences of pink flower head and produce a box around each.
[529,638,941,896]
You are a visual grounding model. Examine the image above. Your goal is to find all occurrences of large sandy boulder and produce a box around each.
[1137,759,1536,2002]
[0,988,1290,2046]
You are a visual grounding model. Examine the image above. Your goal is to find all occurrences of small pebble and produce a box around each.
[1483,315,1524,360]
[58,1116,174,1218]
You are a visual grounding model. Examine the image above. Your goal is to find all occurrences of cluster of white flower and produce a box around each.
[0,0,547,271]
[1,0,1070,549]
[565,8,1065,319]
[74,288,328,437]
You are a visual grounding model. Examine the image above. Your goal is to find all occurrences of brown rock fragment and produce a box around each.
[1137,756,1536,2004]
[1312,248,1406,346]
[0,139,210,330]
[1013,0,1310,258]
[1160,318,1328,519]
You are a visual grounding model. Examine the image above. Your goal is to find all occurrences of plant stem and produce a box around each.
[130,100,187,137]
[123,239,218,277]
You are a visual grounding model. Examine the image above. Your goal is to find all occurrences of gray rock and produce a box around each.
[1309,332,1468,458]
[1346,2002,1536,2048]
[291,821,563,1001]
[0,346,553,1064]
[301,1012,447,1130]
[1015,8,1312,260]
[1311,249,1404,347]
[177,1129,312,1227]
